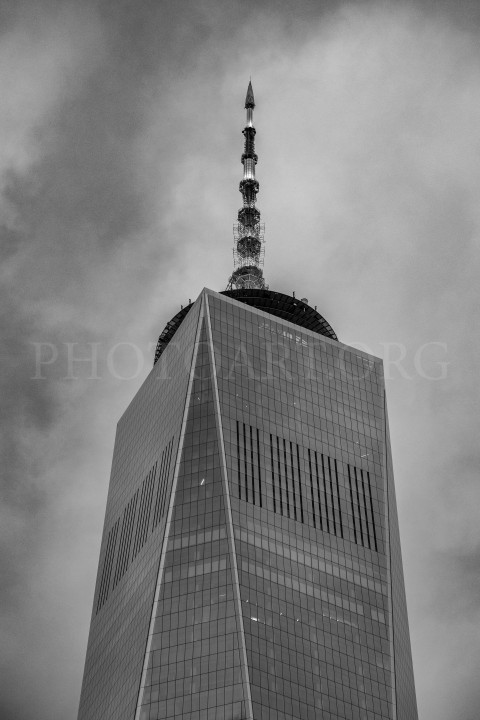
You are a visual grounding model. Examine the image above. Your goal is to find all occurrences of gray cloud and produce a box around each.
[1,1,479,719]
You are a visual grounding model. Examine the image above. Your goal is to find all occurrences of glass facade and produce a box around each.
[78,288,417,720]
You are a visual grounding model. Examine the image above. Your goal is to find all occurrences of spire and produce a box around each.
[245,80,255,108]
[227,82,266,290]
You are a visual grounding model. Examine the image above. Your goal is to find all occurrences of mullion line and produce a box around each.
[319,453,331,533]
[307,449,317,529]
[153,448,167,527]
[159,443,170,521]
[147,462,157,534]
[121,500,134,579]
[366,471,378,551]
[139,472,151,549]
[283,440,297,520]
[133,478,148,557]
[289,442,298,521]
[256,428,263,508]
[333,459,344,539]
[360,468,372,550]
[143,467,156,545]
[326,455,338,536]
[106,521,120,604]
[347,465,358,544]
[150,462,159,529]
[353,466,366,546]
[159,445,169,522]
[236,421,241,500]
[97,530,112,610]
[140,476,149,551]
[113,507,129,587]
[97,521,118,612]
[162,439,174,517]
[250,425,256,506]
[122,497,135,577]
[124,493,138,575]
[283,439,291,518]
[270,434,276,513]
[133,482,143,557]
[243,423,248,503]
[158,451,167,520]
[276,436,284,516]
[296,444,305,524]
[165,438,174,488]
[315,451,327,532]
[115,501,130,586]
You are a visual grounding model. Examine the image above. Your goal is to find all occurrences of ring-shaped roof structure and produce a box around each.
[154,289,337,365]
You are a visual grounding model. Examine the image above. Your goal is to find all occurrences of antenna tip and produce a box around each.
[245,80,255,109]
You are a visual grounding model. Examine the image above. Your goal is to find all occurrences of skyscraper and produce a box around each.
[78,83,418,720]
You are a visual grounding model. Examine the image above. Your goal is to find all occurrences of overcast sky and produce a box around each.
[1,1,479,718]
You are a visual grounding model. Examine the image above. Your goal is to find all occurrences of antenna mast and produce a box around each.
[227,81,267,290]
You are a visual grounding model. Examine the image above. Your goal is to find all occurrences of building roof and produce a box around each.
[154,289,337,364]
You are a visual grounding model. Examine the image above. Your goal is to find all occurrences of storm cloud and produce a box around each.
[1,1,479,719]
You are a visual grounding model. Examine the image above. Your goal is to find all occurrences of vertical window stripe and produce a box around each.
[231,423,378,552]
[283,438,291,519]
[307,449,317,529]
[162,439,174,518]
[360,468,372,550]
[326,455,337,536]
[333,459,344,539]
[319,453,331,533]
[250,425,255,506]
[276,436,283,516]
[243,423,248,503]
[353,466,365,547]
[96,518,120,613]
[296,444,305,524]
[366,471,378,552]
[256,428,263,509]
[347,464,358,545]
[113,491,138,587]
[289,442,298,522]
[133,475,149,558]
[236,421,241,500]
[270,434,276,514]
[153,447,167,527]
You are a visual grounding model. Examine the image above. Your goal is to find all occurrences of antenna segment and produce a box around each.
[227,81,267,290]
